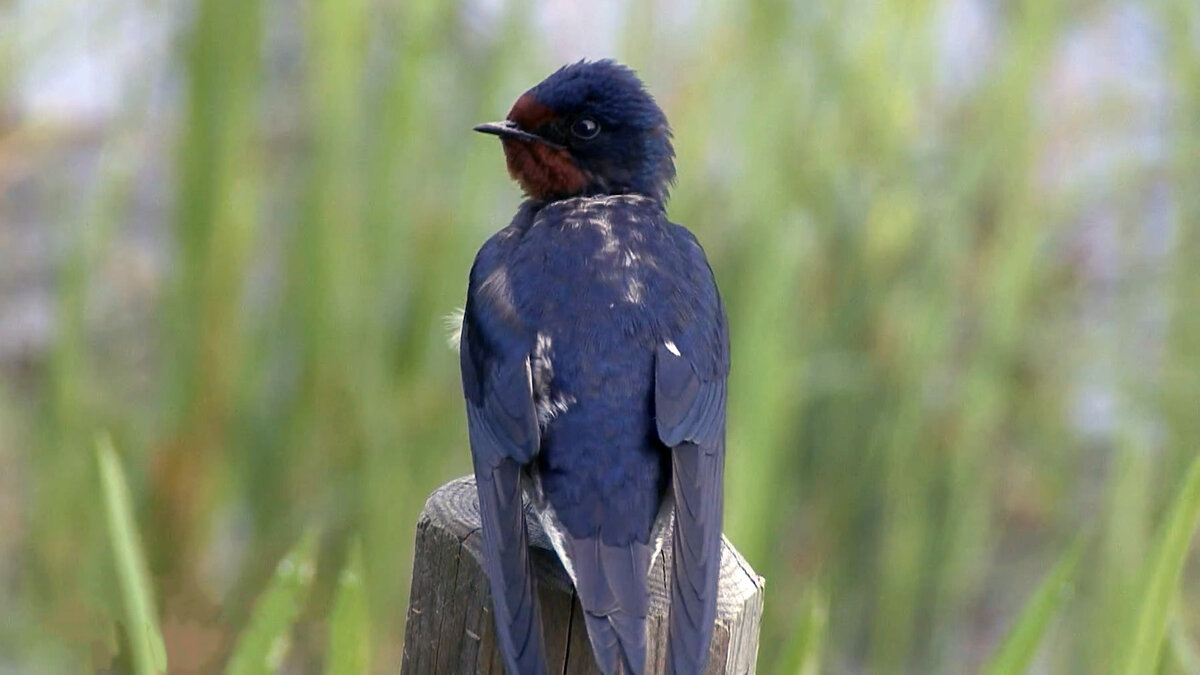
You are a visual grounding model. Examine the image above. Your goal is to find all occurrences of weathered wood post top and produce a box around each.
[402,476,765,674]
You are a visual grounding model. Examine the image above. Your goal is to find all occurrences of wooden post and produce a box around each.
[402,476,765,674]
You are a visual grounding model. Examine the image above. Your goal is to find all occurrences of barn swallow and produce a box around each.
[462,60,729,675]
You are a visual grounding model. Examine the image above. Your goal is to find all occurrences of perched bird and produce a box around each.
[461,60,729,675]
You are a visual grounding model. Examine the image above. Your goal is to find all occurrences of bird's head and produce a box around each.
[475,60,676,204]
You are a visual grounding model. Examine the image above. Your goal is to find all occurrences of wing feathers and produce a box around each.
[473,458,548,675]
[480,357,539,463]
[655,344,725,450]
[654,343,702,446]
[655,341,727,675]
[667,443,724,674]
[463,320,546,674]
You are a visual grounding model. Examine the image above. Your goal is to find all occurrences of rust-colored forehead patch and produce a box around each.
[507,93,558,130]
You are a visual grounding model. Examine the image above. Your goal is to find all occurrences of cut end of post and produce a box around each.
[401,476,765,674]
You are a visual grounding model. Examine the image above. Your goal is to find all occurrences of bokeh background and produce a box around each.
[2,0,1199,672]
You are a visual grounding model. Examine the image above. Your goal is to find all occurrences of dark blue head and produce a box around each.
[475,60,676,204]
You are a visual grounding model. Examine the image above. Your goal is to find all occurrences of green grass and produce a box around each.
[325,539,370,675]
[777,586,828,675]
[981,536,1085,675]
[225,532,318,675]
[97,435,168,675]
[1115,456,1200,675]
[4,0,1200,672]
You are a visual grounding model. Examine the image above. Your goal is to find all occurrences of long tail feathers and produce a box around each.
[571,535,652,675]
[583,610,646,675]
[666,443,724,674]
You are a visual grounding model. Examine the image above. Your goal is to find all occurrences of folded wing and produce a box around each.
[655,322,728,674]
[461,313,547,675]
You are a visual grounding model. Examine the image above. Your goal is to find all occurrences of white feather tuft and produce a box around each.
[444,308,465,352]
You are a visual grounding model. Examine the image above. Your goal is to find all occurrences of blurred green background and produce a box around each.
[2,0,1199,672]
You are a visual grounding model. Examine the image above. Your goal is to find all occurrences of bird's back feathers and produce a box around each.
[463,193,727,675]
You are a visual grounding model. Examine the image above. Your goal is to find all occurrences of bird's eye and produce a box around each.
[571,117,600,140]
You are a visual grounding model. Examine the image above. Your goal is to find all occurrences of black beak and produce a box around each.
[473,120,565,149]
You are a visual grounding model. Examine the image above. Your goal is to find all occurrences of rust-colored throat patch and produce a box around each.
[502,93,588,200]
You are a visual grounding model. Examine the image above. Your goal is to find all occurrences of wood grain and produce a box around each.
[402,476,765,674]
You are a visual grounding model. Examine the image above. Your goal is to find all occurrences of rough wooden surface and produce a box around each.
[402,476,765,674]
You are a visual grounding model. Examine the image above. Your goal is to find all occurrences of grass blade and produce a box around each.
[225,530,318,675]
[1116,455,1200,675]
[325,538,369,675]
[777,587,827,675]
[1168,613,1200,674]
[981,535,1085,675]
[97,434,168,675]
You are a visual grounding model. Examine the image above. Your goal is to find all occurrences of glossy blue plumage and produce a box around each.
[523,61,677,202]
[463,60,728,675]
